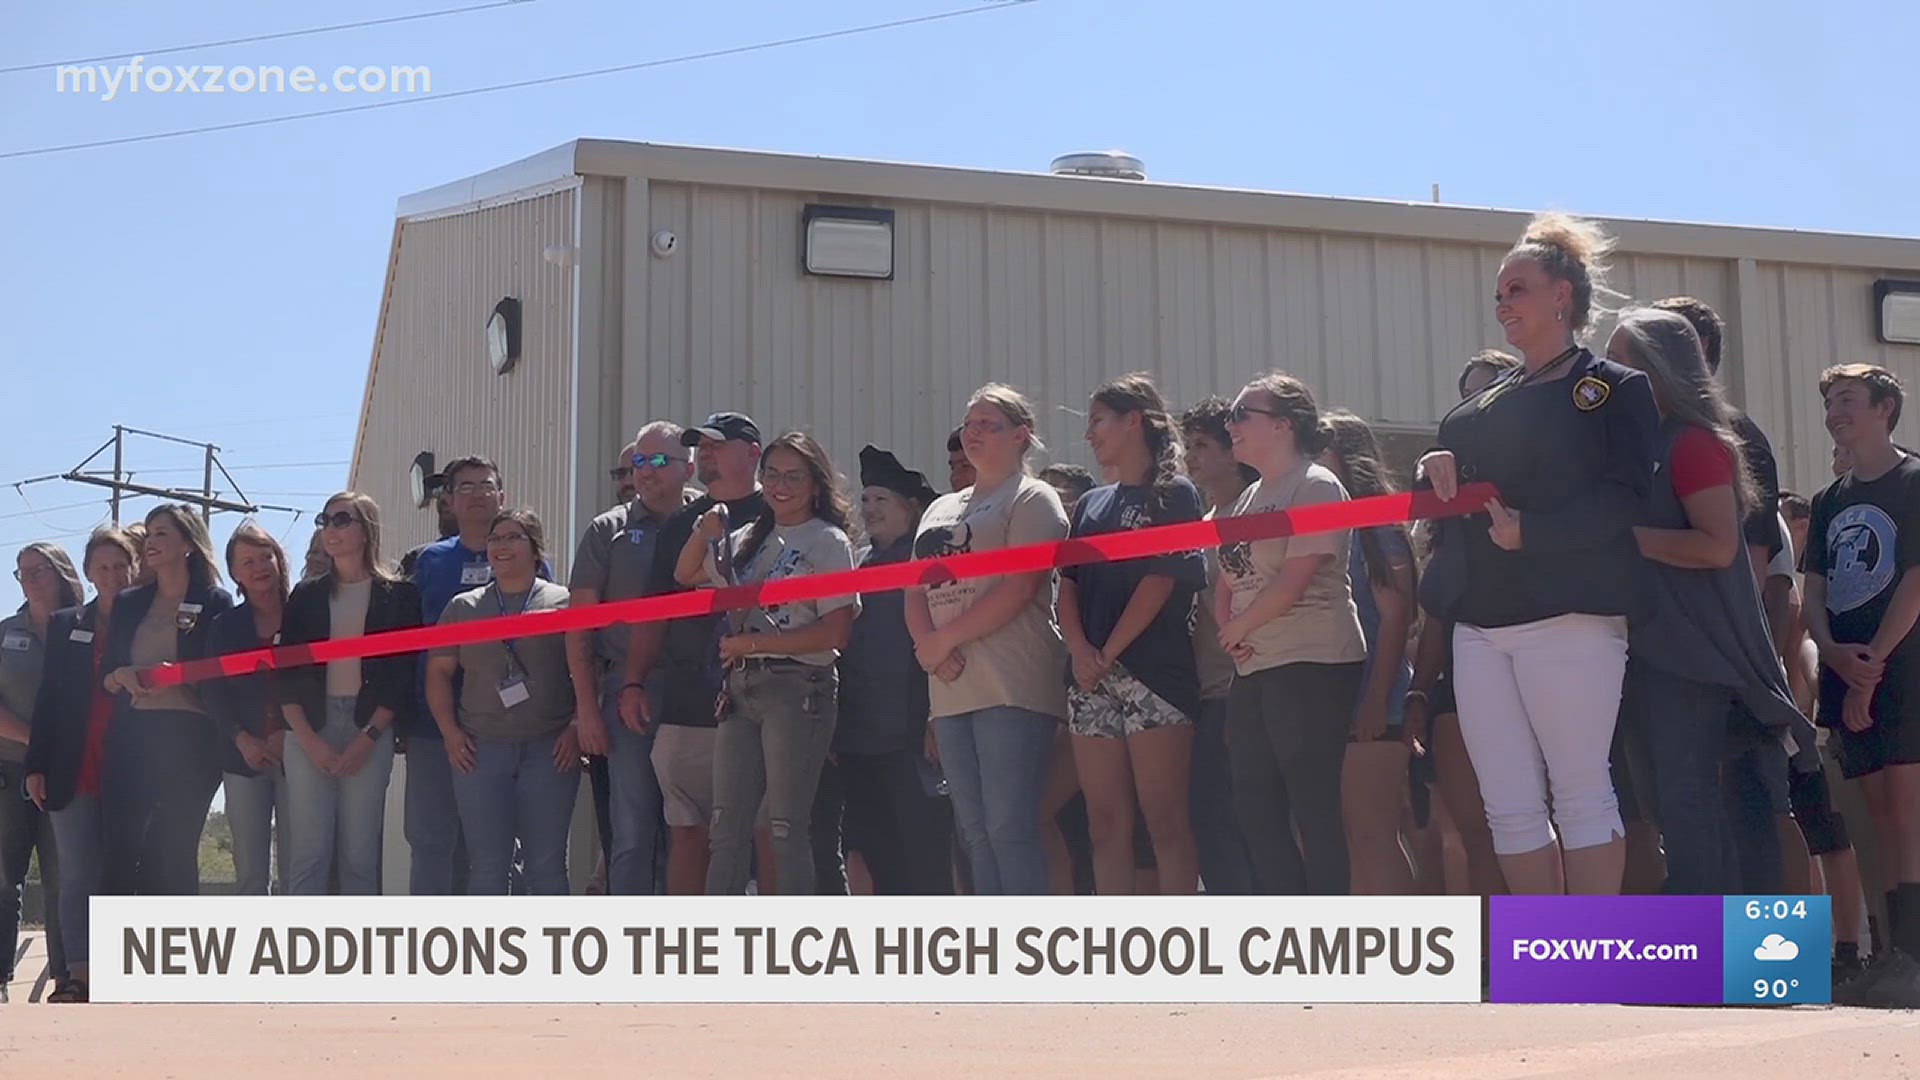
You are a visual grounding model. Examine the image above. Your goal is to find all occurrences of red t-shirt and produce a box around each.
[74,634,113,797]
[1671,426,1736,499]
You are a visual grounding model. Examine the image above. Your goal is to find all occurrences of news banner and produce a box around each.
[95,485,1835,1005]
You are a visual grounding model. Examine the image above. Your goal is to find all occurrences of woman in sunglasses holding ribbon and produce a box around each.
[275,492,421,895]
[431,508,579,895]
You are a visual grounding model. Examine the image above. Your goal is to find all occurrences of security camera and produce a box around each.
[651,230,678,257]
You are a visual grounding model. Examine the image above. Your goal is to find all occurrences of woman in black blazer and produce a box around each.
[25,528,140,1001]
[199,522,295,896]
[273,492,421,895]
[98,505,236,898]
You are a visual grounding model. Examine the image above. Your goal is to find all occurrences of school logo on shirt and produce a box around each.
[1119,500,1151,531]
[1218,540,1254,579]
[1827,503,1898,614]
[1573,376,1611,412]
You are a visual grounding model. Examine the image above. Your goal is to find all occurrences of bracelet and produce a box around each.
[621,681,646,693]
[361,724,383,742]
[1404,689,1431,706]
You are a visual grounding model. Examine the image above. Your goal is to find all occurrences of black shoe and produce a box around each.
[1837,949,1920,1009]
[1833,947,1868,990]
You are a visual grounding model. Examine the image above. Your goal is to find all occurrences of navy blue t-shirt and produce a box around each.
[1062,477,1207,719]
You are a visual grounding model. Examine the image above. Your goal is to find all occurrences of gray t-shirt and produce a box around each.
[1218,461,1367,674]
[709,517,859,666]
[0,612,46,763]
[569,498,683,665]
[433,579,573,740]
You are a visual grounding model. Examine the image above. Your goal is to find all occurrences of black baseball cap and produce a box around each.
[680,412,762,447]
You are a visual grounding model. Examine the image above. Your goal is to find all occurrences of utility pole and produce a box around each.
[14,425,304,525]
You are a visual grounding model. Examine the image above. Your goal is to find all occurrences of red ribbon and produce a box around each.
[142,483,1496,689]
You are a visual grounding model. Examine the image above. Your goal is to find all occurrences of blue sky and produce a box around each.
[3,0,1917,613]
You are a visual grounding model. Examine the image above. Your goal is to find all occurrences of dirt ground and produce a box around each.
[7,931,1919,1078]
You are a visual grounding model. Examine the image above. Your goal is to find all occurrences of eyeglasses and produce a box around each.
[632,452,687,471]
[760,468,812,487]
[485,532,531,547]
[315,511,362,529]
[12,565,58,583]
[451,480,501,496]
[960,418,1013,436]
[608,465,633,481]
[1228,403,1284,423]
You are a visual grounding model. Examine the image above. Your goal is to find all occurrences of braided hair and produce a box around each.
[1091,372,1182,513]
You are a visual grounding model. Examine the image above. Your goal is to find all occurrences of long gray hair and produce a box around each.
[1611,307,1758,510]
[15,542,85,612]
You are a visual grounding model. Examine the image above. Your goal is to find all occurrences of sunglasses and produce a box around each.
[1228,403,1284,423]
[632,452,688,471]
[315,511,363,529]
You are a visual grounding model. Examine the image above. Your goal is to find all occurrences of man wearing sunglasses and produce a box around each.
[567,422,696,896]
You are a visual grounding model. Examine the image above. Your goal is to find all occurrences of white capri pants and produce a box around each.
[1452,612,1628,855]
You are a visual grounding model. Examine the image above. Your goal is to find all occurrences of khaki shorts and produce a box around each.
[650,723,768,829]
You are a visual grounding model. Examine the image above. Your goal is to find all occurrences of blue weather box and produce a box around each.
[1722,896,1831,1004]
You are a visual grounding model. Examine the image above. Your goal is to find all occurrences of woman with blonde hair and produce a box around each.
[274,492,421,894]
[909,384,1071,895]
[100,505,235,895]
[1418,213,1662,895]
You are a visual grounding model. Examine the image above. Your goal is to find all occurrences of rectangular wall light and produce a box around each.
[1877,280,1920,346]
[803,205,894,280]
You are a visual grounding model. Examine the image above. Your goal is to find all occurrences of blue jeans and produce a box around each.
[602,672,664,895]
[451,730,582,895]
[223,767,290,895]
[47,795,102,968]
[932,706,1057,896]
[1623,660,1738,894]
[283,697,395,895]
[404,733,467,895]
[1191,697,1255,895]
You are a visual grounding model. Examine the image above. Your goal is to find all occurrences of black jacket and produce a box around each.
[1420,350,1661,628]
[201,601,285,776]
[23,601,108,812]
[273,574,421,731]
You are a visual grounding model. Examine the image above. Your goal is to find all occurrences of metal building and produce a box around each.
[352,139,1920,888]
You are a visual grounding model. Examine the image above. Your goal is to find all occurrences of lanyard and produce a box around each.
[491,582,533,676]
[1476,345,1581,409]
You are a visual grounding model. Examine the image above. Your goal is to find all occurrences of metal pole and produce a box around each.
[111,425,124,525]
[202,443,216,521]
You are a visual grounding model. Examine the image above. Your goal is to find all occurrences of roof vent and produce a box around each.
[1049,151,1146,181]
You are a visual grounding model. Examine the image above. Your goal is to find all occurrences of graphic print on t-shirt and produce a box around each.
[1828,503,1898,613]
[914,518,980,623]
[1218,539,1254,579]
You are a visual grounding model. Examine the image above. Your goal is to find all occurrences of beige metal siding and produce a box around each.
[626,182,1766,484]
[1742,262,1920,493]
[352,187,578,570]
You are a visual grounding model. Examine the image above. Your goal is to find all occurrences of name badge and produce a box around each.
[497,675,530,708]
[176,602,204,632]
[1,630,29,652]
[460,564,493,586]
[69,628,94,644]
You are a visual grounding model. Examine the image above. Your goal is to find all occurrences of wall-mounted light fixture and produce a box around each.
[487,297,522,374]
[802,205,894,280]
[409,451,438,509]
[1876,280,1920,346]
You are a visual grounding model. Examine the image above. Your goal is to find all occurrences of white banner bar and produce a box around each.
[92,896,1482,1003]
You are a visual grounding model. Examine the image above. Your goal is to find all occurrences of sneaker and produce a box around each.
[1837,949,1920,1009]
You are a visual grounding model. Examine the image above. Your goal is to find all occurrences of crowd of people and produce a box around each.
[2,211,1917,1009]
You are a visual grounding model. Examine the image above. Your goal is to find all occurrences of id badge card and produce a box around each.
[497,675,530,708]
[460,563,493,586]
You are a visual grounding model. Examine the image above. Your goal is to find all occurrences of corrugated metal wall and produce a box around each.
[626,182,1747,490]
[354,187,578,571]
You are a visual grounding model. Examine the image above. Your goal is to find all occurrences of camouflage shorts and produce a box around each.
[1067,663,1193,739]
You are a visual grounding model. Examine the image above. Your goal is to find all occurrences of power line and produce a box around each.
[0,1,1042,161]
[80,460,349,476]
[0,0,538,76]
[0,498,104,521]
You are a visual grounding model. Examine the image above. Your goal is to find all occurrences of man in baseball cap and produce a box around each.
[679,412,762,448]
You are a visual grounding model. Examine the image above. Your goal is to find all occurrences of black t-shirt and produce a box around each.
[1731,412,1783,557]
[835,536,929,755]
[1061,477,1207,719]
[1807,455,1920,682]
[644,489,768,727]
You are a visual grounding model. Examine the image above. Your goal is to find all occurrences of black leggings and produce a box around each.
[1227,661,1363,895]
[813,749,955,895]
[103,711,222,896]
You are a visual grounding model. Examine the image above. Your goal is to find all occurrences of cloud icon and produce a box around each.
[1754,934,1800,962]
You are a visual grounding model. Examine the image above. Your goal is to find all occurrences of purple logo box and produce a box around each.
[1490,896,1724,1004]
